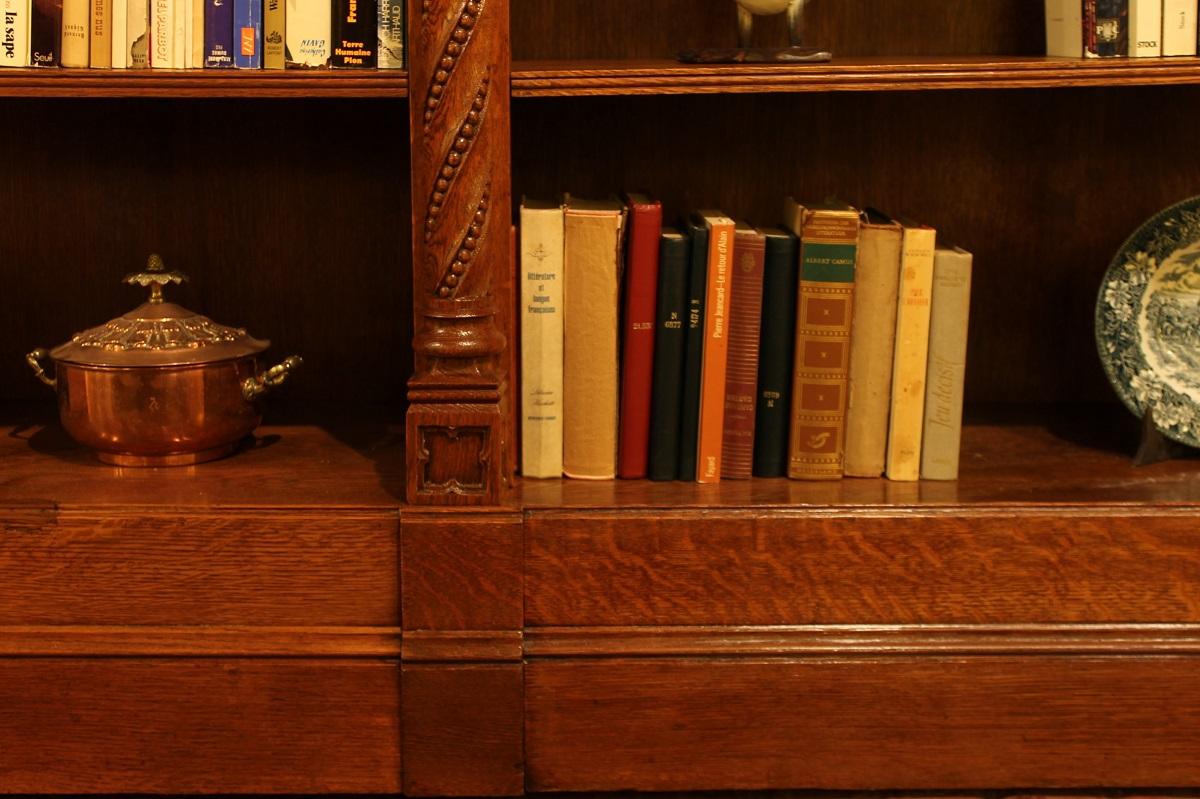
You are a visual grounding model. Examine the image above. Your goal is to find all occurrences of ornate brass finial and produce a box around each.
[124,254,189,304]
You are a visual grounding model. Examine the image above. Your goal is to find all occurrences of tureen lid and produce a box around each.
[49,255,270,368]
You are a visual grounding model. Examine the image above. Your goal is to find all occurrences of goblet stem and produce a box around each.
[737,5,754,48]
[787,0,807,46]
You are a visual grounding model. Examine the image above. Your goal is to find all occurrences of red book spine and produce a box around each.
[720,226,766,479]
[617,196,663,479]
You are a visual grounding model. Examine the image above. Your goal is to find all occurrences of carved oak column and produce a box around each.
[407,0,512,505]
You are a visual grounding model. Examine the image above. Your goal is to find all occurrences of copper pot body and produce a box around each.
[55,357,264,466]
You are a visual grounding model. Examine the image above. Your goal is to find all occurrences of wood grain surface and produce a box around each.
[526,656,1200,791]
[0,68,408,97]
[0,658,401,793]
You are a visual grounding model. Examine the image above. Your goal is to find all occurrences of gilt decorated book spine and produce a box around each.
[232,0,259,67]
[694,211,737,484]
[1129,0,1162,55]
[375,0,399,67]
[331,0,374,67]
[519,200,565,479]
[1163,0,1198,55]
[648,228,690,482]
[843,210,902,478]
[785,198,859,481]
[617,195,662,480]
[203,0,232,66]
[284,0,328,66]
[720,224,766,481]
[677,216,709,480]
[30,0,60,64]
[921,246,973,481]
[885,221,938,481]
[752,227,798,478]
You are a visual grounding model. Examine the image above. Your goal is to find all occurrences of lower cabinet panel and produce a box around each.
[0,658,401,794]
[526,656,1200,791]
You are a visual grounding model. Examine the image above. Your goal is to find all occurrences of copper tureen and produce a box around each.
[25,255,301,466]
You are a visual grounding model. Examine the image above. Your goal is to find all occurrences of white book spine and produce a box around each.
[110,0,126,66]
[284,0,327,66]
[148,0,169,66]
[520,202,565,478]
[1129,0,1163,55]
[920,247,973,481]
[127,0,147,65]
[1044,0,1083,56]
[172,0,184,65]
[1,0,32,66]
[1163,0,1198,54]
[188,0,200,65]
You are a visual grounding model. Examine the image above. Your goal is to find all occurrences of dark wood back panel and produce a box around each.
[511,0,1044,60]
[1,98,412,415]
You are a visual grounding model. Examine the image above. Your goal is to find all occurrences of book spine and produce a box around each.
[921,247,973,481]
[233,0,258,67]
[720,228,766,480]
[89,0,108,66]
[189,0,202,65]
[752,229,798,478]
[203,0,231,66]
[787,209,859,480]
[843,221,902,477]
[172,0,185,66]
[695,219,735,484]
[375,0,399,67]
[284,0,328,66]
[262,0,283,67]
[31,0,61,65]
[109,0,124,66]
[1163,0,1198,54]
[617,198,662,479]
[677,218,709,480]
[1085,0,1129,56]
[148,0,167,64]
[647,230,690,482]
[330,0,373,67]
[1044,0,1084,56]
[519,204,565,479]
[885,226,937,481]
[126,0,146,66]
[2,0,30,66]
[1128,0,1161,55]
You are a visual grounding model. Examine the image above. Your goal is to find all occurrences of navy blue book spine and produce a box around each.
[204,0,234,67]
[233,0,261,67]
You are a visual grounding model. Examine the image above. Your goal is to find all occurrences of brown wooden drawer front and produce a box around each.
[0,511,398,625]
[526,510,1200,625]
[0,658,401,793]
[526,656,1200,791]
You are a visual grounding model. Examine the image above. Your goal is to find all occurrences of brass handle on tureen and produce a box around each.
[25,348,56,389]
[242,356,303,401]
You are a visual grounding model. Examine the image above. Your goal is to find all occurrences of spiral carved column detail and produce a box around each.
[406,0,511,505]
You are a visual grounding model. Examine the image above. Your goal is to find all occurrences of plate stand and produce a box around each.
[1133,408,1194,466]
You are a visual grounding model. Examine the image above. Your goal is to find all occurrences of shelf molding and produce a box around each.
[0,68,408,98]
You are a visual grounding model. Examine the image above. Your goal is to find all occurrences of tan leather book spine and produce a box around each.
[563,199,626,480]
[844,211,902,478]
[694,211,736,484]
[921,245,973,480]
[519,200,565,479]
[885,221,938,481]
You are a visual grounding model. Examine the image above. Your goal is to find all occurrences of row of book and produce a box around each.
[518,196,974,483]
[1047,0,1199,57]
[0,0,403,68]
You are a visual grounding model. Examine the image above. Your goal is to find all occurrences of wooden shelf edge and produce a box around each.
[512,55,1200,97]
[0,68,408,97]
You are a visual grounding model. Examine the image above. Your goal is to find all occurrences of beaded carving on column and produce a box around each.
[407,0,511,505]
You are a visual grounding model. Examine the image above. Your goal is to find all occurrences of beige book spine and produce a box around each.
[519,202,565,479]
[61,0,89,65]
[844,220,902,477]
[110,0,126,67]
[563,204,625,479]
[885,223,936,481]
[1044,0,1083,56]
[921,246,973,480]
[1164,0,1198,55]
[89,0,110,66]
[190,0,203,66]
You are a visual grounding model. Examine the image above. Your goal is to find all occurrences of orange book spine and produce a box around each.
[694,214,735,483]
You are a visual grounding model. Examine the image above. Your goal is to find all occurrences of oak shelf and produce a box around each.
[511,55,1200,97]
[0,68,408,97]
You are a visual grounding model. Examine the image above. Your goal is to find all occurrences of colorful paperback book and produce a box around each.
[126,0,147,66]
[694,210,737,484]
[203,0,232,66]
[376,0,400,67]
[1,0,30,66]
[30,0,59,65]
[233,0,259,67]
[284,0,327,66]
[262,0,282,67]
[331,0,374,67]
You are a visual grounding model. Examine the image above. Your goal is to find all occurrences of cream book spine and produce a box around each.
[519,199,565,479]
[562,198,626,480]
[1129,0,1162,55]
[148,0,169,66]
[921,246,973,481]
[284,0,328,67]
[60,0,87,65]
[1163,0,1198,54]
[189,0,202,65]
[88,0,109,66]
[884,220,937,482]
[126,0,146,65]
[1,0,31,66]
[171,0,184,66]
[1044,0,1083,56]
[109,0,125,66]
[843,210,902,478]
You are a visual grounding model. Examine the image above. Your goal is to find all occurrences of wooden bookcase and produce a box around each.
[3,0,1200,794]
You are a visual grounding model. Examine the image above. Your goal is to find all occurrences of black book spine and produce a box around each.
[30,0,62,66]
[647,228,691,482]
[332,0,377,67]
[752,228,799,478]
[676,217,709,480]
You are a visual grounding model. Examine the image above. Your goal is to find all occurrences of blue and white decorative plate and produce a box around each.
[1096,195,1200,449]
